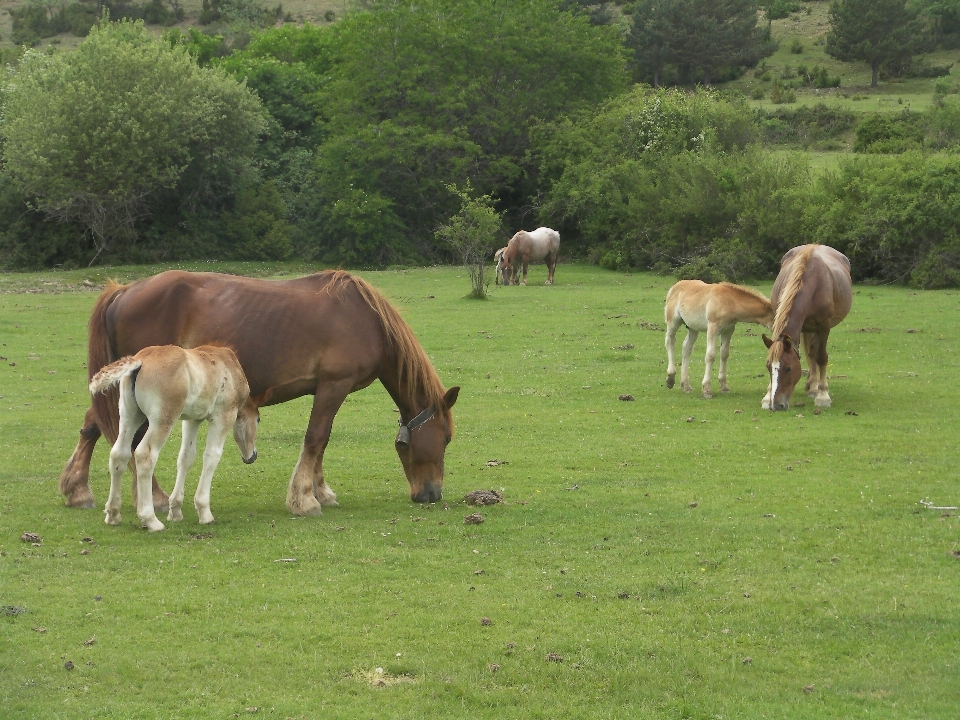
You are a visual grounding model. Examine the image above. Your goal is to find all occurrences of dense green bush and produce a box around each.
[757,103,857,147]
[853,111,925,153]
[813,153,960,288]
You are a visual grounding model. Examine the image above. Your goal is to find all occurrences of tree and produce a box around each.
[630,0,769,87]
[0,18,266,263]
[826,0,926,88]
[435,184,503,299]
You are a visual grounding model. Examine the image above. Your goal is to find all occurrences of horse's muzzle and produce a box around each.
[411,482,442,504]
[243,450,258,465]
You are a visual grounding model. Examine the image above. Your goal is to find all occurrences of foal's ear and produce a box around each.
[762,334,773,349]
[443,386,460,410]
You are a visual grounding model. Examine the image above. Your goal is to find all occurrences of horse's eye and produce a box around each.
[256,417,261,424]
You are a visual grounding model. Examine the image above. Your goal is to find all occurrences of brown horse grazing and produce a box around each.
[762,244,852,411]
[501,227,560,286]
[664,280,773,399]
[60,270,460,515]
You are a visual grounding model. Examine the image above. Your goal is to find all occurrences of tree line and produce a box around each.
[1,0,959,288]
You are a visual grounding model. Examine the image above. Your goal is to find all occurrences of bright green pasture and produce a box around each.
[1,263,958,719]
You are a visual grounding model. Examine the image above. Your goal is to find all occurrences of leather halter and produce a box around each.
[395,406,437,447]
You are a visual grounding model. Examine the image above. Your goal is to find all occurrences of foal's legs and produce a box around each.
[133,419,177,532]
[193,414,232,525]
[680,328,699,393]
[664,314,683,389]
[717,326,735,394]
[287,380,353,516]
[168,419,201,522]
[701,322,722,399]
[104,380,145,526]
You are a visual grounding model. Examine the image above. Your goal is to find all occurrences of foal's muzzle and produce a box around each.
[243,450,258,465]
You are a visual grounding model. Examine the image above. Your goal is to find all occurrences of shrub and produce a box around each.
[770,80,796,104]
[790,39,803,54]
[751,86,766,100]
[853,112,924,153]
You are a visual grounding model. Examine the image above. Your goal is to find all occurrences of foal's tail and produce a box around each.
[89,357,142,396]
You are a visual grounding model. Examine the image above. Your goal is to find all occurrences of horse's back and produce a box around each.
[776,244,852,329]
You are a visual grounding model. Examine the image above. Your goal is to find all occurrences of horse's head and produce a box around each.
[763,334,801,411]
[395,386,459,503]
[494,247,507,285]
[233,397,260,464]
[500,242,518,285]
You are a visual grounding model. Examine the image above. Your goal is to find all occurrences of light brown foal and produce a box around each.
[89,345,259,532]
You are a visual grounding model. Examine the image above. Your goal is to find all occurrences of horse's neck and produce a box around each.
[378,352,430,420]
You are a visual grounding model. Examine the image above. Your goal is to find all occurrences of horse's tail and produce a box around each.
[89,357,142,396]
[88,281,128,443]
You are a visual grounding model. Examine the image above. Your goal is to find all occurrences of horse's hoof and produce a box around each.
[153,494,170,514]
[815,396,832,408]
[167,507,184,522]
[198,511,214,525]
[720,386,730,394]
[544,280,553,285]
[315,488,339,507]
[65,489,97,509]
[141,517,165,532]
[104,513,121,526]
[666,375,675,389]
[288,495,323,517]
[702,391,713,400]
[682,385,693,393]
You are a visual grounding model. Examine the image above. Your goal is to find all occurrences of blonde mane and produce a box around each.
[768,245,818,361]
[321,270,449,417]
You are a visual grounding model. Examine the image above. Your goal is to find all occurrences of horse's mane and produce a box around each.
[769,245,818,361]
[321,270,449,416]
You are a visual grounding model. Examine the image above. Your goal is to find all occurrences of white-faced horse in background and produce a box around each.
[665,280,774,399]
[501,227,560,286]
[494,247,508,285]
[89,344,259,532]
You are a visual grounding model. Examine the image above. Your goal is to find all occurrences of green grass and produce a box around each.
[2,262,959,718]
[734,2,960,113]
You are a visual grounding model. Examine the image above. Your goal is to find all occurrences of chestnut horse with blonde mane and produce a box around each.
[60,270,459,515]
[665,280,773,399]
[762,244,852,411]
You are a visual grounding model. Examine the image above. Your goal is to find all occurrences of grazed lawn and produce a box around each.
[1,262,958,718]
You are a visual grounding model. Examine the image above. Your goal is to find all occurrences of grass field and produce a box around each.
[1,262,958,718]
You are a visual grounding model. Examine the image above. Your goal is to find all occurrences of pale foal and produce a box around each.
[89,345,259,532]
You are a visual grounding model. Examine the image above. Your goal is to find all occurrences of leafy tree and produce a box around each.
[629,0,686,87]
[435,184,503,299]
[309,0,627,264]
[0,18,266,264]
[826,0,926,87]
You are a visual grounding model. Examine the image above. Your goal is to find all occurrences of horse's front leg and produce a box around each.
[717,327,735,394]
[287,381,352,516]
[194,416,231,525]
[520,260,529,285]
[680,329,699,393]
[809,330,833,408]
[169,420,201,522]
[701,324,721,399]
[60,406,101,509]
[802,331,821,398]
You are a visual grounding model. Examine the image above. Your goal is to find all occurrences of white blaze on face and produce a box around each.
[770,361,780,406]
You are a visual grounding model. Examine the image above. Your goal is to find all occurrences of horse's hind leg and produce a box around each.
[287,381,352,516]
[665,316,682,389]
[717,327,735,394]
[128,422,171,514]
[680,328,699,393]
[545,253,557,285]
[169,419,201,522]
[60,406,101,509]
[105,391,144,525]
[133,420,175,532]
[520,260,529,286]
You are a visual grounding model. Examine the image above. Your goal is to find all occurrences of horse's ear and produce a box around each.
[443,386,460,410]
[782,335,793,353]
[762,334,773,348]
